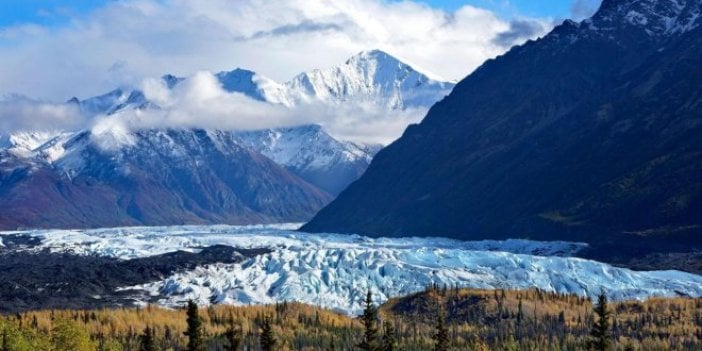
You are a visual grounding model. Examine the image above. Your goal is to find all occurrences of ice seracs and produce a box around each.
[4,224,702,315]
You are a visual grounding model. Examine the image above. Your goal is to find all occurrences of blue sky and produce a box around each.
[423,0,575,18]
[0,0,107,27]
[0,0,593,28]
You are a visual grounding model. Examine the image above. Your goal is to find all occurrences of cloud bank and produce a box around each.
[0,96,85,133]
[0,0,576,145]
[0,0,553,101]
[91,72,428,145]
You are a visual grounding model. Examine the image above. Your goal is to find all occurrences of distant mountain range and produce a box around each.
[0,50,454,230]
[303,0,702,256]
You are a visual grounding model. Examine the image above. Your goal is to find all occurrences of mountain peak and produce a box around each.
[344,49,416,75]
[161,74,184,89]
[591,0,702,36]
[284,49,453,109]
[215,68,268,101]
[347,49,398,64]
[216,68,258,85]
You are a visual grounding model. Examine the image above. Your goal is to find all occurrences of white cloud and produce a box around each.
[0,96,85,133]
[0,0,553,101]
[92,72,425,145]
[1,0,560,145]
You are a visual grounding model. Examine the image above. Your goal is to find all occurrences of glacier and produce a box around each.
[3,224,702,315]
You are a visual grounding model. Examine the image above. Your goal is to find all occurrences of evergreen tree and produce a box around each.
[589,292,612,351]
[517,298,524,325]
[224,315,242,351]
[259,316,276,351]
[51,319,96,351]
[139,326,157,351]
[433,308,449,351]
[381,321,396,351]
[184,300,205,351]
[1,330,7,351]
[358,290,379,351]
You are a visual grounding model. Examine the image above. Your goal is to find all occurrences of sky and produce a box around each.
[0,1,595,27]
[0,0,602,100]
[0,0,602,143]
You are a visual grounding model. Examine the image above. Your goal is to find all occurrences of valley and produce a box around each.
[0,0,701,349]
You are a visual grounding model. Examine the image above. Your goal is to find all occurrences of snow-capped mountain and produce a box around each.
[2,131,76,164]
[284,50,455,109]
[5,224,702,315]
[592,0,702,36]
[0,49,452,229]
[202,49,455,109]
[70,88,149,116]
[0,129,332,230]
[302,0,702,271]
[234,125,382,195]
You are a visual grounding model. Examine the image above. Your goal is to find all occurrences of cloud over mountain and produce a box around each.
[0,0,551,101]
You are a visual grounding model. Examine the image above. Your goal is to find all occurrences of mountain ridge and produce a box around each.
[301,0,702,258]
[0,49,452,229]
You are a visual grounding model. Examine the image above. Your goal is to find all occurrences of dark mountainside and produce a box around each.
[0,129,332,230]
[303,0,702,259]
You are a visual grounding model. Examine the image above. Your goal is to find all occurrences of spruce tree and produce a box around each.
[224,315,242,351]
[51,318,96,351]
[260,316,276,351]
[358,290,379,351]
[433,308,449,351]
[589,292,612,351]
[139,326,157,351]
[184,300,205,351]
[517,298,524,324]
[381,321,396,351]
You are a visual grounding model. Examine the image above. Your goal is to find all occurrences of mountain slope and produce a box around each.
[65,49,445,194]
[302,0,702,254]
[168,49,454,110]
[284,50,455,109]
[0,129,331,230]
[234,125,380,195]
[0,49,453,229]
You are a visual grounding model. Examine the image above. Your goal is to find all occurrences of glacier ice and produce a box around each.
[3,224,702,315]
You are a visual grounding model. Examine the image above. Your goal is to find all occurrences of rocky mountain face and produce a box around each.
[302,0,702,256]
[0,129,332,229]
[0,50,452,229]
[234,125,380,195]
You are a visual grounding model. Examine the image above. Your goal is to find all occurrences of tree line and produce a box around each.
[2,287,702,350]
